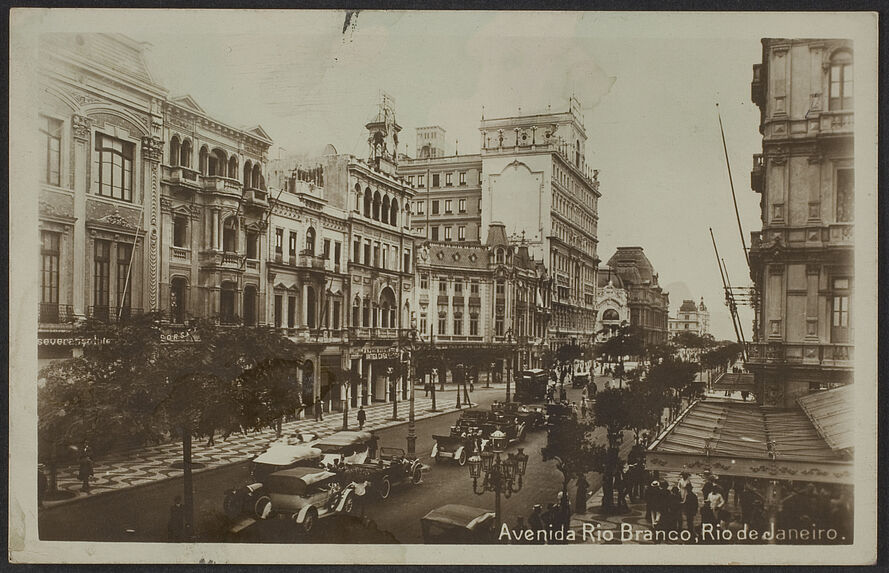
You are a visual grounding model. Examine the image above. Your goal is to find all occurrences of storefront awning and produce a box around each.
[711,371,755,391]
[797,385,854,452]
[646,399,853,484]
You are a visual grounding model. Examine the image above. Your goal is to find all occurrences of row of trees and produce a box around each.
[38,314,307,539]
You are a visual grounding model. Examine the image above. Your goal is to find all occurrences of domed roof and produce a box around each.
[606,247,657,286]
[679,299,698,312]
[597,266,624,289]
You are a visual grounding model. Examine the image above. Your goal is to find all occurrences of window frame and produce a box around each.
[40,115,63,186]
[94,133,135,202]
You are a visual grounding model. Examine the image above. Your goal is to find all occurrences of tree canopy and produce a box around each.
[541,416,607,488]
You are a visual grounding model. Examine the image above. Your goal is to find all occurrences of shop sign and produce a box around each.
[38,335,112,347]
[350,346,399,360]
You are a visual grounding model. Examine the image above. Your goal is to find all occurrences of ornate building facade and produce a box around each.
[605,247,670,347]
[594,266,629,341]
[668,298,710,337]
[747,38,854,408]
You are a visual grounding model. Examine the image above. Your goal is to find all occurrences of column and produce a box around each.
[365,361,373,405]
[302,283,309,327]
[211,210,219,251]
[356,357,364,406]
[141,133,163,311]
[71,115,91,317]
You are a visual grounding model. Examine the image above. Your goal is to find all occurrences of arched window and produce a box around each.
[180,139,192,168]
[199,146,209,176]
[602,309,619,322]
[390,199,399,226]
[495,248,505,264]
[222,217,238,252]
[364,188,372,217]
[228,155,239,179]
[243,161,253,189]
[305,227,316,255]
[354,184,362,211]
[379,287,397,328]
[829,50,853,110]
[381,195,390,224]
[169,136,180,167]
[372,191,381,220]
[252,164,262,190]
[209,148,226,177]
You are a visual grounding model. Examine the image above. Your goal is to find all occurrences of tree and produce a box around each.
[38,314,304,539]
[597,324,644,387]
[541,416,607,496]
[556,343,583,365]
[645,357,699,420]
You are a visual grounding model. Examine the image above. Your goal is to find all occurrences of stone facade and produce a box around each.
[668,298,710,337]
[747,38,854,408]
[605,247,670,347]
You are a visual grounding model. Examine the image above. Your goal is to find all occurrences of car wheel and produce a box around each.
[411,465,422,485]
[223,491,242,519]
[254,495,272,519]
[378,476,391,500]
[458,450,467,466]
[342,493,354,514]
[303,508,318,534]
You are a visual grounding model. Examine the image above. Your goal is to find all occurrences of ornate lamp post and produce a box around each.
[406,324,418,458]
[504,329,515,402]
[467,432,529,528]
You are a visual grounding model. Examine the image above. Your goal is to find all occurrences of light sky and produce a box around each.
[115,12,772,340]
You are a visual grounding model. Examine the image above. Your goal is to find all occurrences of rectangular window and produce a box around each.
[94,134,134,202]
[453,313,462,335]
[420,316,427,334]
[40,116,62,186]
[470,280,479,294]
[478,198,482,212]
[438,314,447,335]
[439,279,448,294]
[289,232,297,257]
[334,242,341,266]
[403,249,411,273]
[288,295,297,328]
[432,200,440,215]
[458,226,466,241]
[333,300,341,329]
[407,175,414,185]
[445,200,452,213]
[458,198,466,213]
[323,239,331,260]
[382,246,388,269]
[496,279,505,295]
[495,314,504,337]
[416,200,425,214]
[445,173,453,186]
[373,243,380,267]
[420,274,429,290]
[431,226,439,241]
[94,240,111,313]
[417,174,425,188]
[459,171,466,186]
[444,227,452,241]
[275,229,283,255]
[246,231,258,259]
[353,238,361,263]
[117,243,133,311]
[364,240,371,265]
[454,279,463,294]
[40,231,60,306]
[836,169,854,222]
[432,173,440,187]
[470,314,479,336]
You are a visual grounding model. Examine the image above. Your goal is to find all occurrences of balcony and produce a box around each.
[751,154,764,194]
[468,295,482,307]
[452,296,465,307]
[244,187,269,206]
[88,306,144,323]
[437,295,449,305]
[746,341,853,369]
[38,303,75,324]
[245,258,260,272]
[170,246,191,264]
[200,251,245,270]
[751,64,764,107]
[348,327,399,340]
[297,251,326,270]
[827,223,854,245]
[163,166,201,192]
[819,110,853,137]
[202,175,242,196]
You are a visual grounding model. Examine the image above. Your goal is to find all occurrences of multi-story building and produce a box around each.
[37,33,168,368]
[413,222,551,379]
[594,266,629,341]
[747,38,854,408]
[605,247,670,347]
[398,126,483,243]
[668,298,710,337]
[479,98,601,350]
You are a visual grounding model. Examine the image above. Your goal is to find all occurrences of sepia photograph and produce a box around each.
[8,9,878,565]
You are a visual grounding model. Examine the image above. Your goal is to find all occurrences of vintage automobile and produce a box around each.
[340,446,424,499]
[420,504,497,544]
[431,431,481,465]
[223,444,323,521]
[312,430,378,468]
[483,413,527,444]
[515,369,548,403]
[491,400,546,430]
[545,403,577,427]
[253,467,358,534]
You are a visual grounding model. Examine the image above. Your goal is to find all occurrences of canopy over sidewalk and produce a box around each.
[711,371,755,392]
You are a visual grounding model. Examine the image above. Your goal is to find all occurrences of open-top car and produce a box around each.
[545,402,576,427]
[312,430,378,467]
[420,504,497,544]
[483,413,527,444]
[431,430,483,465]
[255,467,358,534]
[491,401,546,431]
[223,444,323,523]
[340,446,424,499]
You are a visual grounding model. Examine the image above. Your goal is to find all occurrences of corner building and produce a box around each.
[747,38,854,408]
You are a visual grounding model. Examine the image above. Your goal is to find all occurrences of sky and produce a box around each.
[69,11,784,340]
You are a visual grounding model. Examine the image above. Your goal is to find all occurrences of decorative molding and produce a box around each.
[141,135,164,163]
[72,114,92,140]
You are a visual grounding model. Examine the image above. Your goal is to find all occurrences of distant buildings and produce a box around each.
[747,38,854,408]
[604,247,670,347]
[668,298,710,337]
[594,266,629,341]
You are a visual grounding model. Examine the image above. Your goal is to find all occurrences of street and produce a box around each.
[39,379,617,544]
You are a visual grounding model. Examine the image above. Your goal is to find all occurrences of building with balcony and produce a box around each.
[668,298,710,337]
[747,38,855,408]
[605,247,670,347]
[37,33,168,367]
[413,222,552,380]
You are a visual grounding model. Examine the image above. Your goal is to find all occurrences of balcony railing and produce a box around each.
[245,259,259,271]
[348,327,400,340]
[819,110,853,136]
[244,187,269,206]
[38,303,75,324]
[88,306,144,323]
[746,341,853,368]
[202,175,243,195]
[751,154,764,194]
[170,246,191,263]
[163,166,202,190]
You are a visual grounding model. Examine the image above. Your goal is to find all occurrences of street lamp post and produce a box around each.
[505,329,515,402]
[406,324,418,458]
[467,432,529,528]
[388,366,399,421]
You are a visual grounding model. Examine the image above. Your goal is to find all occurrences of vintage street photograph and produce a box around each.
[8,9,878,565]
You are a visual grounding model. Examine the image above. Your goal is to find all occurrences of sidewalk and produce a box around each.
[43,387,489,508]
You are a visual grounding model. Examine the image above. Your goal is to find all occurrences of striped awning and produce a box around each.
[797,385,854,452]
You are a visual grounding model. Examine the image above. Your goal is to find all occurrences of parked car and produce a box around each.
[431,432,480,466]
[420,504,497,544]
[312,430,378,467]
[255,467,358,534]
[223,444,323,521]
[483,413,527,444]
[491,401,544,431]
[515,369,548,402]
[341,446,424,499]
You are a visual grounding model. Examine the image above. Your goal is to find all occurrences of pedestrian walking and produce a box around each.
[614,466,629,511]
[528,504,545,534]
[314,400,323,421]
[683,483,698,533]
[667,486,683,530]
[37,464,47,508]
[708,485,726,526]
[575,473,589,514]
[557,490,571,535]
[646,480,661,527]
[357,406,367,429]
[167,495,185,541]
[677,471,691,504]
[580,397,588,419]
[559,386,567,403]
[78,452,93,493]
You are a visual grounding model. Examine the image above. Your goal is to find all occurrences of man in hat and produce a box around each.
[528,504,545,531]
[645,479,661,526]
